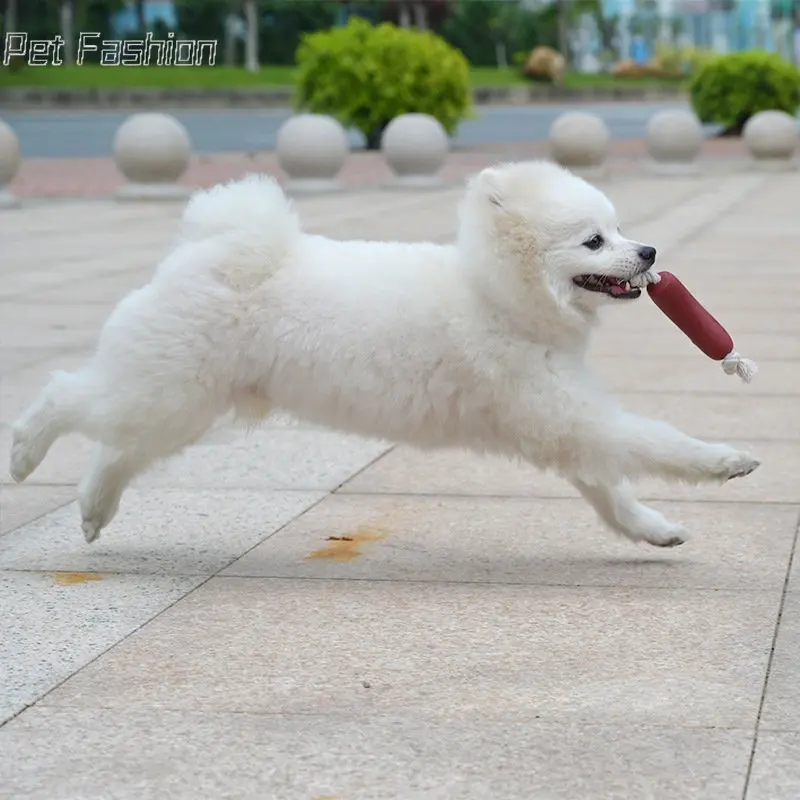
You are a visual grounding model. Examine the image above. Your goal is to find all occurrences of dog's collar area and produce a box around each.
[572,274,642,300]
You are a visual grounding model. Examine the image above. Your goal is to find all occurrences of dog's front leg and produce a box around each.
[572,477,687,547]
[596,411,760,485]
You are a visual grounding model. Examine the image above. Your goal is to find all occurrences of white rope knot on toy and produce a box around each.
[721,350,758,384]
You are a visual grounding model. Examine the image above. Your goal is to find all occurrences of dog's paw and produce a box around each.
[9,435,34,483]
[618,505,689,548]
[81,517,103,544]
[638,520,689,548]
[646,527,688,548]
[711,446,760,482]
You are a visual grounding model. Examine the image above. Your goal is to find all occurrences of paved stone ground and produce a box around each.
[0,163,798,798]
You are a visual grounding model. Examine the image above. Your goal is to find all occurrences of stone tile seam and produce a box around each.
[742,506,800,798]
[2,568,786,595]
[99,573,790,596]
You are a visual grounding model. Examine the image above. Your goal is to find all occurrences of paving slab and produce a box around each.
[748,733,800,800]
[0,706,753,800]
[39,577,777,730]
[0,570,201,724]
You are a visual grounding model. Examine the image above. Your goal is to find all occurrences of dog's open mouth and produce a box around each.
[572,274,642,300]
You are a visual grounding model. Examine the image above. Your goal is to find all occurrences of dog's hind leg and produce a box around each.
[10,370,93,483]
[572,477,688,548]
[78,409,220,543]
[78,445,150,543]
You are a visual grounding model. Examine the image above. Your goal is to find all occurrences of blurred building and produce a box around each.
[600,0,797,61]
[111,1,178,36]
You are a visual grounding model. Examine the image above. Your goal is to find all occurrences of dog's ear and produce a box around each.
[478,167,505,209]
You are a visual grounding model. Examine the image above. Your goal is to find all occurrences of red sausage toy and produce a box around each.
[646,271,757,384]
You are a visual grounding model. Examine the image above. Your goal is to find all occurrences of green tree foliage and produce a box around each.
[295,16,472,148]
[690,50,800,134]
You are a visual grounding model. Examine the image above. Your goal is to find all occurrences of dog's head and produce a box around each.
[459,161,657,329]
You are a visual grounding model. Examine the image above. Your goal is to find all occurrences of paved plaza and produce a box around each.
[0,162,799,798]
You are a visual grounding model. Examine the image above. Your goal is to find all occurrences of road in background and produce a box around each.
[5,101,714,159]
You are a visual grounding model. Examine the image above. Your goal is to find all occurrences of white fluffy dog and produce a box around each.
[10,160,759,547]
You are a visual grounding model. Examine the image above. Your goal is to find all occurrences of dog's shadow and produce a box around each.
[221,543,685,586]
[75,540,684,584]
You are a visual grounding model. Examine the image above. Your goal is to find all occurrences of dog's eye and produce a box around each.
[583,234,604,251]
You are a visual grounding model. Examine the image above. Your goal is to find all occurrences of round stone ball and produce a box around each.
[743,110,799,163]
[646,109,703,165]
[0,119,21,186]
[113,113,191,184]
[381,113,449,179]
[276,114,349,180]
[549,112,610,170]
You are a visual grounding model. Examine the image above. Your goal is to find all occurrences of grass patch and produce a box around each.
[0,64,687,91]
[0,65,297,88]
[469,66,525,86]
[562,72,687,90]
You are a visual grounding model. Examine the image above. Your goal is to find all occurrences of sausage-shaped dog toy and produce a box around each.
[646,271,757,384]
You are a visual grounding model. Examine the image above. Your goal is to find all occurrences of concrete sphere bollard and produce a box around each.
[645,109,704,175]
[381,113,449,188]
[276,114,349,193]
[113,112,192,200]
[549,112,610,179]
[0,119,21,209]
[743,110,799,171]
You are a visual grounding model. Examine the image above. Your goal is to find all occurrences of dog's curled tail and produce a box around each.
[181,173,299,244]
[179,173,301,290]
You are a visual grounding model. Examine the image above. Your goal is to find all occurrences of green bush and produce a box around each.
[294,17,472,149]
[689,50,800,135]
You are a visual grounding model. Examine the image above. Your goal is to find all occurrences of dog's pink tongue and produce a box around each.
[609,281,627,296]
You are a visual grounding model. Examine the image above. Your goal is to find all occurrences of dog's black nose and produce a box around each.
[638,246,657,265]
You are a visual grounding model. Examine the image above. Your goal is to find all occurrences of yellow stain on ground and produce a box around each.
[51,572,104,586]
[305,527,387,562]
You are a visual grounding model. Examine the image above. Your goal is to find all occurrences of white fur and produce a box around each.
[10,161,759,546]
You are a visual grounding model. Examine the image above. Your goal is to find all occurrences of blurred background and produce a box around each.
[4,1,799,74]
[2,1,799,172]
